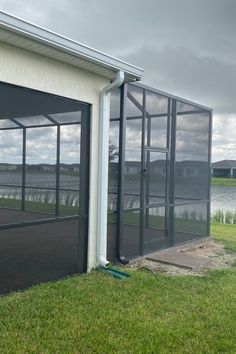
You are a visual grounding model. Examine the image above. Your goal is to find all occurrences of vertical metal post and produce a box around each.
[55,125,60,216]
[77,107,90,273]
[117,84,129,263]
[145,106,151,228]
[139,89,146,256]
[207,111,213,237]
[168,99,177,247]
[21,128,26,211]
[165,98,171,241]
[166,98,171,151]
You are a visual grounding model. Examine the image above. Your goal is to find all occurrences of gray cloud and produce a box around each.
[0,125,81,164]
[0,0,235,162]
[125,46,236,114]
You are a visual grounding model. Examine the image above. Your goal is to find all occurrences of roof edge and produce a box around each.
[0,10,143,80]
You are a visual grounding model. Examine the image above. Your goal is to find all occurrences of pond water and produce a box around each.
[0,172,235,213]
[211,185,236,212]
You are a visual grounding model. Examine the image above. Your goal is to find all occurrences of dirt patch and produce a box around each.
[129,239,236,276]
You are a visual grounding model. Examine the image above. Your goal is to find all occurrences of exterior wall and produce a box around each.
[212,168,231,178]
[0,41,109,270]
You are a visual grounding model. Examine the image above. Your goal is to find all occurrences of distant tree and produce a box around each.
[108,141,119,189]
[109,141,119,162]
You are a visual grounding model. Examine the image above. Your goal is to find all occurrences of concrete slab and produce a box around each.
[146,252,212,270]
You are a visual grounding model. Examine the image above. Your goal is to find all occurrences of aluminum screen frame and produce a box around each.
[108,82,212,262]
[0,81,90,294]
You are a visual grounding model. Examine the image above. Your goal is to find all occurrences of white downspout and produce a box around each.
[97,70,125,267]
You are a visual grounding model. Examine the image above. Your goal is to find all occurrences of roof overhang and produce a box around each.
[0,10,143,82]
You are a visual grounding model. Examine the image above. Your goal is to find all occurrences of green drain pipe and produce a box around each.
[97,266,130,280]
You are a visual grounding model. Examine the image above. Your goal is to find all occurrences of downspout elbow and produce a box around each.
[97,255,110,268]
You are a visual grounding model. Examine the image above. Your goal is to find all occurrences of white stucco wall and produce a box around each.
[0,40,109,270]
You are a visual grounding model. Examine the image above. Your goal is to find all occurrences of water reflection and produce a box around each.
[211,185,236,212]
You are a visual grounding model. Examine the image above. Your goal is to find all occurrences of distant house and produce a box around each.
[125,161,141,175]
[212,160,236,178]
[124,160,208,177]
[40,164,55,172]
[150,159,166,176]
[70,164,80,173]
[176,161,208,178]
[25,164,79,173]
[26,164,55,172]
[0,163,18,171]
[59,164,68,172]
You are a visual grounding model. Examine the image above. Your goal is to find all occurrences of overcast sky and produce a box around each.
[0,0,235,162]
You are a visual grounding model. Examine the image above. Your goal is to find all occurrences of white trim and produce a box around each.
[0,10,143,81]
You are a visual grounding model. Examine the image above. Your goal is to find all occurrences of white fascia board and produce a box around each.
[0,10,143,82]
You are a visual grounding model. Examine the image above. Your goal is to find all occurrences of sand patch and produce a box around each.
[129,239,236,276]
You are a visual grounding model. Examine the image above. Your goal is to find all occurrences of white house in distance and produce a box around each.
[212,160,236,178]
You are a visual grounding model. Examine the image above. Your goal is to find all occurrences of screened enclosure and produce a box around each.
[108,83,212,262]
[0,82,90,294]
[0,79,211,294]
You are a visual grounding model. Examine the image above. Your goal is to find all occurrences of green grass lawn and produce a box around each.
[211,177,236,187]
[211,222,236,252]
[0,223,235,354]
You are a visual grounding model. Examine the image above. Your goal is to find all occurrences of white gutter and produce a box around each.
[0,11,143,81]
[97,70,125,267]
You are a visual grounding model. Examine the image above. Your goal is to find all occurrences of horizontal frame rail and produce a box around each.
[0,214,79,231]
